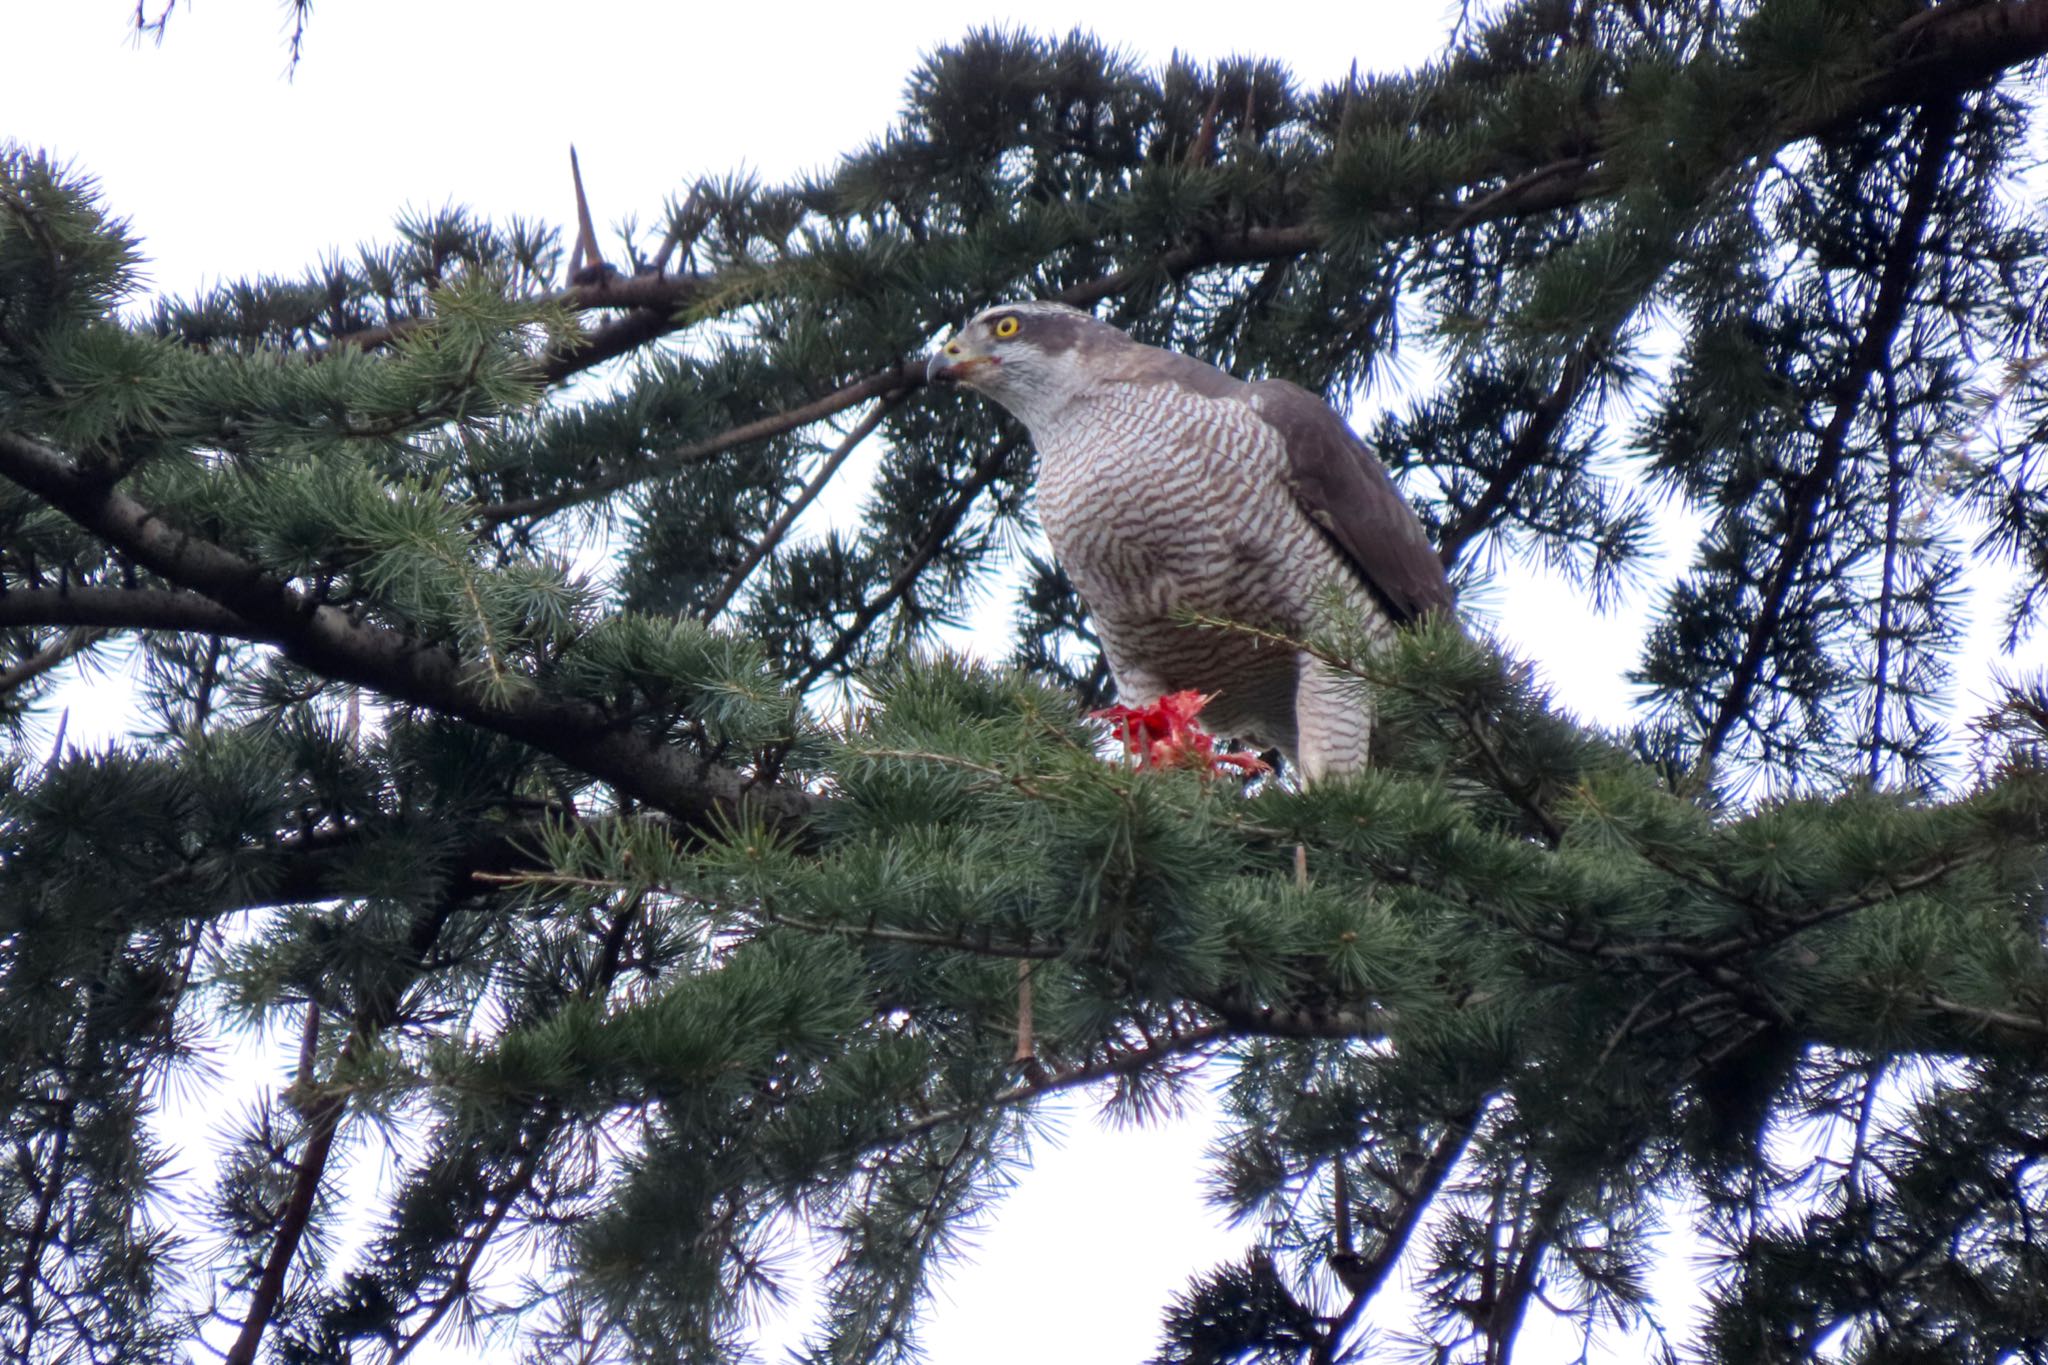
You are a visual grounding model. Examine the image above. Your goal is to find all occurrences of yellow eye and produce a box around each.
[993,315,1021,339]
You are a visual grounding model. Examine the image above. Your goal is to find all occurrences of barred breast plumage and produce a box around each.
[929,301,1453,781]
[1034,379,1379,772]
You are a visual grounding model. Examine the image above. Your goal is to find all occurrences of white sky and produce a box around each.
[3,3,2040,1363]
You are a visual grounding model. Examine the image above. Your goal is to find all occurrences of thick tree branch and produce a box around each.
[1320,1104,1488,1365]
[1484,1183,1566,1365]
[224,1093,342,1365]
[0,584,267,639]
[0,431,816,836]
[10,1096,75,1356]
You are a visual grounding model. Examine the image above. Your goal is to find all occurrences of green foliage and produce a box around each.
[3,3,2048,1363]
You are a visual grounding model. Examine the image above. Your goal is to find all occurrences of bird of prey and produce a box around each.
[929,301,1452,781]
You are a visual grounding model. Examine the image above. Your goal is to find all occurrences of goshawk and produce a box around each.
[929,301,1451,780]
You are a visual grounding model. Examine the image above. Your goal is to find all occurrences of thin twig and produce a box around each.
[474,363,919,525]
[891,1022,1229,1142]
[1593,969,1693,1071]
[762,911,1068,961]
[1926,994,2048,1036]
[699,397,899,623]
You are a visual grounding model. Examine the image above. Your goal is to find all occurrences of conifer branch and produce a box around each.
[1184,612,1570,843]
[789,437,1021,694]
[1701,95,1964,764]
[1696,854,1977,962]
[320,270,715,365]
[699,397,899,623]
[895,1022,1231,1142]
[1200,997,1388,1039]
[225,896,462,1365]
[12,13,2048,1357]
[389,896,641,1363]
[1595,970,1695,1070]
[411,0,2048,611]
[0,626,105,695]
[0,430,818,836]
[1924,994,2048,1037]
[1435,331,1611,573]
[1483,1184,1566,1365]
[761,911,1069,961]
[1869,372,1909,784]
[142,814,554,919]
[10,1095,76,1355]
[221,1073,333,1363]
[857,1124,991,1355]
[344,0,2048,413]
[1320,1104,1488,1363]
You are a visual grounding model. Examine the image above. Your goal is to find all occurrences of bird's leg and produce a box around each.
[1293,653,1372,783]
[1013,958,1047,1084]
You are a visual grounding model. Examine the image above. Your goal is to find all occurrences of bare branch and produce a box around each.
[699,397,900,623]
[0,585,265,639]
[474,361,922,525]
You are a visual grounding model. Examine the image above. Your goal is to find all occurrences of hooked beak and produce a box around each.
[927,338,996,387]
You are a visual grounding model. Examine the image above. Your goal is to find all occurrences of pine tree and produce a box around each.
[4,3,2048,1362]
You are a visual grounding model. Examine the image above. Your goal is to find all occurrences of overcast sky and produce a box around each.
[3,4,2036,1362]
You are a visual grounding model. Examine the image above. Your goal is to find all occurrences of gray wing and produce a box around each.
[1247,379,1454,625]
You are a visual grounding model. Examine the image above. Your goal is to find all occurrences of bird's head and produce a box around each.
[927,301,1125,427]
